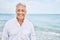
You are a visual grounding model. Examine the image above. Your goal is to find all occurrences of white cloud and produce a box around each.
[0,0,16,13]
[26,1,57,14]
[0,0,29,14]
[0,0,60,14]
[56,0,60,2]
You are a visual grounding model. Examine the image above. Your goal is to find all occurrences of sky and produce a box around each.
[0,0,60,14]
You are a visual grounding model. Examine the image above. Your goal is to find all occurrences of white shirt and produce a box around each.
[2,18,36,40]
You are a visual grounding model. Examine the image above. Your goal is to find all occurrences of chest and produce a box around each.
[8,24,31,37]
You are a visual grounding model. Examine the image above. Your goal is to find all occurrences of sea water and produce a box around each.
[0,14,60,40]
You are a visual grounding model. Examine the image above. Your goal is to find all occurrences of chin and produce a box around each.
[17,16,25,20]
[19,18,24,20]
[18,17,24,20]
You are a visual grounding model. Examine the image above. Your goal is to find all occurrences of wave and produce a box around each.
[36,30,60,36]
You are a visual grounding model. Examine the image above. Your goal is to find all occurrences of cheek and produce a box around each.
[23,12,26,15]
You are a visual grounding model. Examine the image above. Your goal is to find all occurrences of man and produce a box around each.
[2,3,36,40]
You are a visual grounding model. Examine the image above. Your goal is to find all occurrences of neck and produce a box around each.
[17,18,24,26]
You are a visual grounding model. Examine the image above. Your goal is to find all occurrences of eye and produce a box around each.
[22,10,25,12]
[17,9,20,12]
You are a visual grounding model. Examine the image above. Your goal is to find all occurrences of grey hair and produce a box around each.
[16,3,26,8]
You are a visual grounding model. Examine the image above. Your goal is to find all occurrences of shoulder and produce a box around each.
[25,18,33,25]
[4,18,16,28]
[25,19,35,31]
[25,18,34,28]
[6,18,15,24]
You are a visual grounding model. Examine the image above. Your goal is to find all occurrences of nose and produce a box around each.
[19,11,23,14]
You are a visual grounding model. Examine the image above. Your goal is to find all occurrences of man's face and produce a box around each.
[16,5,26,20]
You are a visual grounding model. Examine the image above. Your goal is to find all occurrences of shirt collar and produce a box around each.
[15,17,27,27]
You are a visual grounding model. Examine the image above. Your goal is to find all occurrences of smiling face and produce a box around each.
[16,4,26,20]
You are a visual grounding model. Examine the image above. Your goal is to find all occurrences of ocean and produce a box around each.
[0,14,60,40]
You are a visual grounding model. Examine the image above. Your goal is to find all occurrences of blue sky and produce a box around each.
[0,0,60,14]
